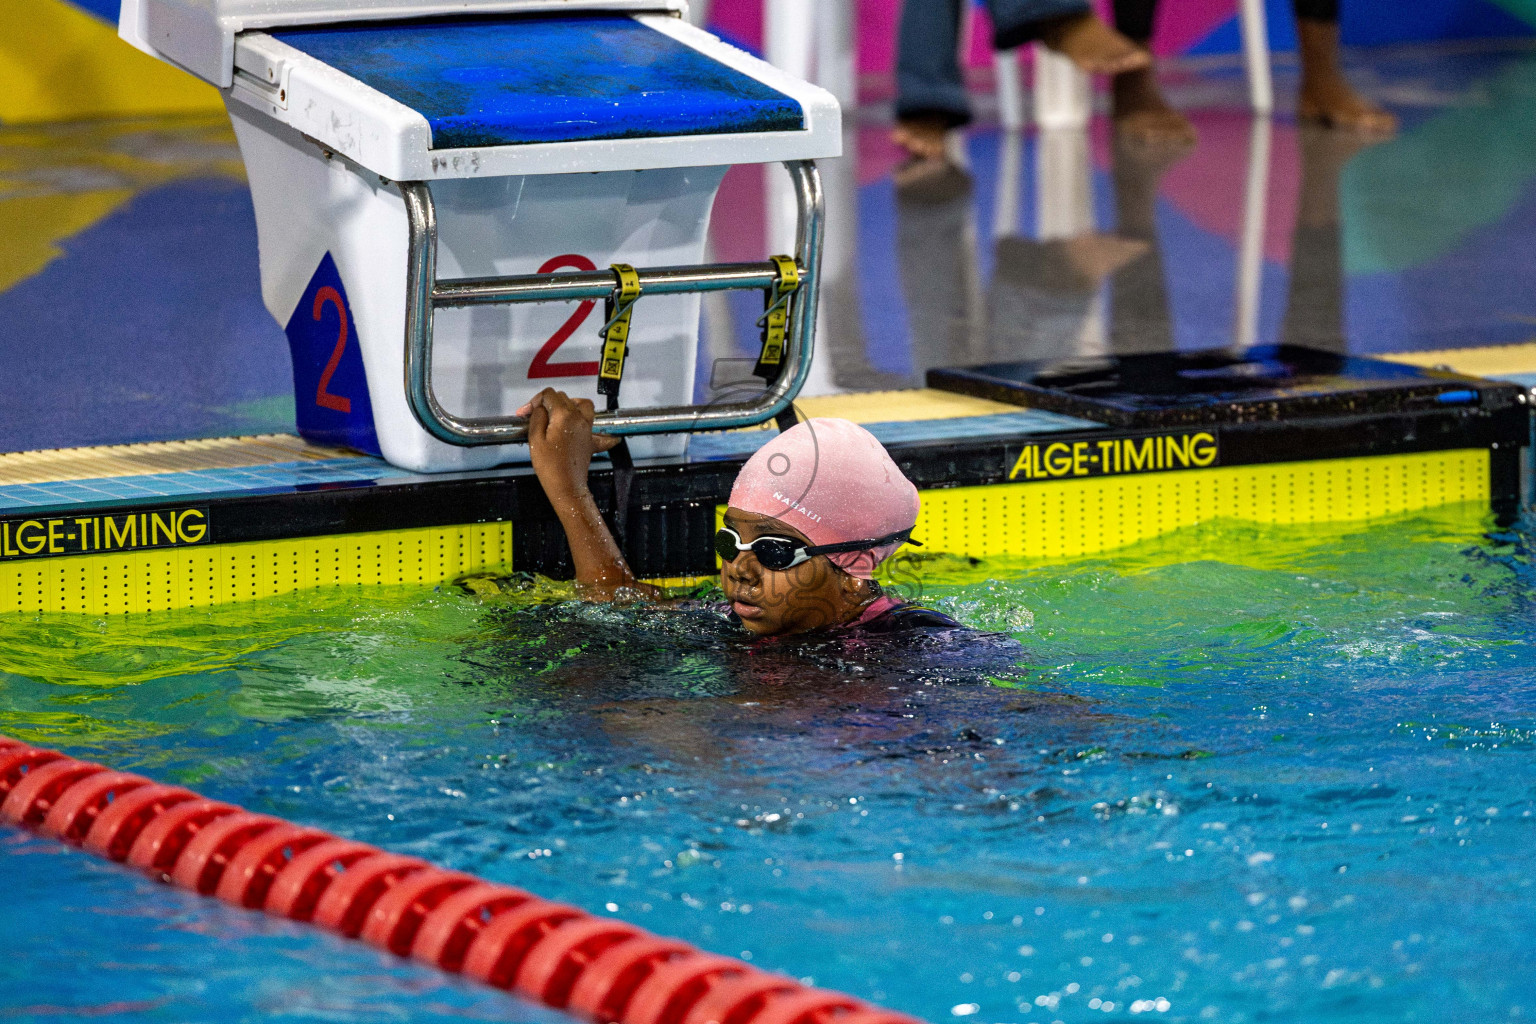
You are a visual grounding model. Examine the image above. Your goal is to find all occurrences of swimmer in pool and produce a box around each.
[522,387,961,637]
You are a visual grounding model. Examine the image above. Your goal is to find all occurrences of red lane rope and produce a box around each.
[0,735,926,1024]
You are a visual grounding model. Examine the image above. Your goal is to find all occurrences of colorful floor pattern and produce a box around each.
[3,16,1536,453]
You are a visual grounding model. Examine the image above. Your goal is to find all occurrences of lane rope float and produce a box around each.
[0,735,926,1024]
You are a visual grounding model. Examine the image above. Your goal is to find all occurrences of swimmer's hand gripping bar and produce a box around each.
[402,160,825,446]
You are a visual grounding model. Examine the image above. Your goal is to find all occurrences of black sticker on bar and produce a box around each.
[0,507,211,562]
[1008,432,1219,482]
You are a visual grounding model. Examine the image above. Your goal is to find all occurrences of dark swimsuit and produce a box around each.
[834,594,966,634]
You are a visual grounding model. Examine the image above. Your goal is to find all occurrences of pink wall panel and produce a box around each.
[858,0,903,73]
[709,0,763,51]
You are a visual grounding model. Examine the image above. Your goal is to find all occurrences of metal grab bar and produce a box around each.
[434,263,789,308]
[401,160,825,447]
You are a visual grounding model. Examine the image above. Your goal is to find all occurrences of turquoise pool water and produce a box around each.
[3,506,1535,1023]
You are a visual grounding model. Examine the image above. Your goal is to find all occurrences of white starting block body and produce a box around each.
[120,1,840,471]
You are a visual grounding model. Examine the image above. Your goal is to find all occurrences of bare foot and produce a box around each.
[1298,73,1397,135]
[1296,19,1397,137]
[1039,13,1151,77]
[1113,65,1197,148]
[891,115,950,161]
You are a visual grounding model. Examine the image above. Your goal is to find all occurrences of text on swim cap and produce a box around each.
[771,490,824,523]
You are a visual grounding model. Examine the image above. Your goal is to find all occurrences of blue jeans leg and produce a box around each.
[895,0,970,126]
[896,0,1094,126]
[987,0,1093,50]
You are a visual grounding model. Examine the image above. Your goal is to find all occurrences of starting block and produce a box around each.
[119,0,840,471]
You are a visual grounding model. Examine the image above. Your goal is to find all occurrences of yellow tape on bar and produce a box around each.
[598,263,641,407]
[754,255,800,381]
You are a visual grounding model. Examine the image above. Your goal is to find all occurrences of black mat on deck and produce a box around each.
[927,345,1521,428]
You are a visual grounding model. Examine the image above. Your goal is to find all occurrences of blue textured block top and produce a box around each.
[272,14,806,149]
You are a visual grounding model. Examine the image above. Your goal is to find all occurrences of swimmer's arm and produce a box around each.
[524,389,663,602]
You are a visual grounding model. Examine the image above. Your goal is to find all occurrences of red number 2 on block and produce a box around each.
[527,254,602,378]
[312,285,352,413]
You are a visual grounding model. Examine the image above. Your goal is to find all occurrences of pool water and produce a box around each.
[3,505,1535,1023]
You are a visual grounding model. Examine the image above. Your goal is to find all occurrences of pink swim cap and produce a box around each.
[728,418,920,579]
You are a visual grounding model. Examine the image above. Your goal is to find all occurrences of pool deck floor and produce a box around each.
[0,390,1093,515]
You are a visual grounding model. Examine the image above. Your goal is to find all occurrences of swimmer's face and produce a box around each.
[719,508,872,636]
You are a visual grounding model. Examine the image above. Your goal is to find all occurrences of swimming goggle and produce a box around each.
[714,526,918,572]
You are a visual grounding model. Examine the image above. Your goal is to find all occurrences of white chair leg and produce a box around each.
[684,0,710,28]
[1239,0,1274,114]
[765,0,815,82]
[1233,115,1272,350]
[1031,43,1091,130]
[1035,126,1094,241]
[995,49,1026,131]
[994,129,1024,237]
[815,0,858,110]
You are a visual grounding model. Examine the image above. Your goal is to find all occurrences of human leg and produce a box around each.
[1109,0,1197,146]
[1294,0,1340,21]
[1112,0,1158,44]
[894,0,1149,158]
[894,0,970,159]
[1295,0,1396,135]
[987,0,1150,75]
